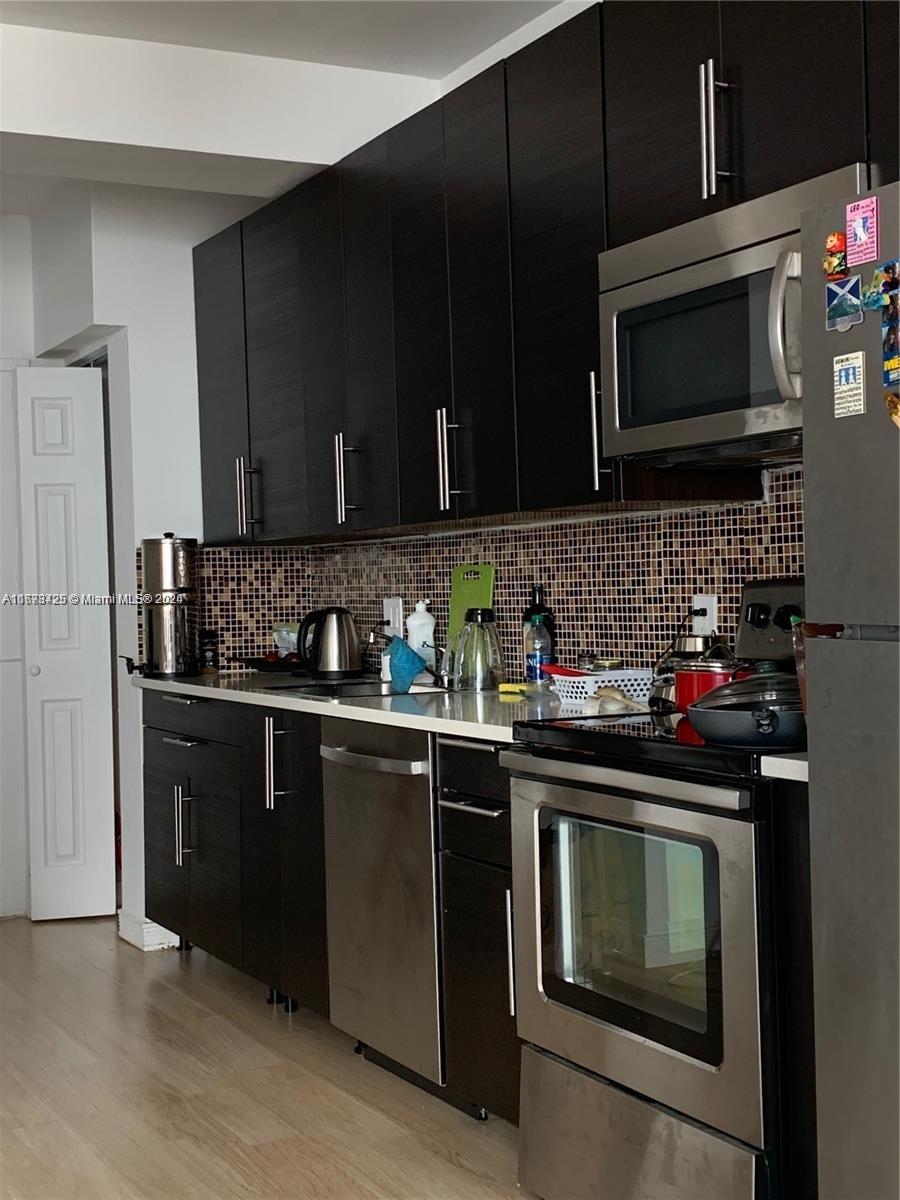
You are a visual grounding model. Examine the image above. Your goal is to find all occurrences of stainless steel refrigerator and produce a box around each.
[801,181,899,1200]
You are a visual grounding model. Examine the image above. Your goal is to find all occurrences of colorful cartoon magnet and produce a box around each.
[823,231,848,279]
[862,259,898,309]
[825,275,864,332]
[885,391,900,430]
[883,323,900,388]
[846,196,879,267]
[833,352,866,418]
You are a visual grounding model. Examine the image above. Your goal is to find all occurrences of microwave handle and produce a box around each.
[768,250,802,401]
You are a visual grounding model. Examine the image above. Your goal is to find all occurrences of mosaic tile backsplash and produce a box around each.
[192,465,804,676]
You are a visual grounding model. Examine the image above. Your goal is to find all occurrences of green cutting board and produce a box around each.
[448,564,496,639]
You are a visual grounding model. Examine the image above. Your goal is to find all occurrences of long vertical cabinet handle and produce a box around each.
[334,433,345,525]
[698,62,709,200]
[235,456,246,536]
[174,784,183,866]
[435,408,446,510]
[263,717,291,810]
[705,58,735,197]
[589,371,601,491]
[505,888,516,1018]
[442,408,467,502]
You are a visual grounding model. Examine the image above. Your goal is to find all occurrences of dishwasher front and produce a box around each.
[320,718,442,1083]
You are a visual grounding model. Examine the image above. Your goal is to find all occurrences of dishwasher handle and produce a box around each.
[320,743,430,777]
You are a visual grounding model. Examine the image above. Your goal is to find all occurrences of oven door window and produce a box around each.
[616,269,780,429]
[539,807,723,1065]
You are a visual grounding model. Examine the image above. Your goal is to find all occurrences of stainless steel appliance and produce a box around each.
[801,181,899,1199]
[649,631,728,707]
[298,606,362,679]
[140,533,198,677]
[320,719,442,1083]
[597,163,873,464]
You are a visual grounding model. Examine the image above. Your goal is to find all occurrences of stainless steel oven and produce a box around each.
[597,163,872,463]
[502,752,765,1152]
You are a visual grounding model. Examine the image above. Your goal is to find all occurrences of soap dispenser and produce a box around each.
[406,600,436,671]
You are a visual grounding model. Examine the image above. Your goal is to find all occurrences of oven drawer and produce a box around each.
[519,1046,764,1200]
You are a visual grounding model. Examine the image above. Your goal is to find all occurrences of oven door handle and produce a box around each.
[498,750,749,810]
[768,249,802,402]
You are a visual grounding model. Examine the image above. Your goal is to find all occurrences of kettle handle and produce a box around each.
[298,609,323,672]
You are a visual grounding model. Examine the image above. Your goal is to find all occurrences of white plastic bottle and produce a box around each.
[406,599,436,671]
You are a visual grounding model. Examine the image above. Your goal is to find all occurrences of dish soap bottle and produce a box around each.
[524,613,554,687]
[406,600,436,671]
[522,584,556,661]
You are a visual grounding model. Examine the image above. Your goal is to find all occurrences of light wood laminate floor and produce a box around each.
[0,918,522,1200]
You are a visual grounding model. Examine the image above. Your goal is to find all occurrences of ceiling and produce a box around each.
[0,1,560,77]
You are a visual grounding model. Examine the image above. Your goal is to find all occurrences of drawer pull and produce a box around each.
[160,695,203,706]
[320,744,429,776]
[162,736,203,749]
[438,798,505,819]
[505,888,516,1018]
[436,737,499,753]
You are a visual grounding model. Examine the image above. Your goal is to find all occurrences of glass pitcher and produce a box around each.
[453,608,505,691]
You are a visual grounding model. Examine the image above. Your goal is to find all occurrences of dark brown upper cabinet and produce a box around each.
[864,0,899,186]
[243,187,309,541]
[444,63,518,519]
[389,100,454,525]
[603,2,722,248]
[298,168,348,539]
[341,134,401,532]
[194,223,251,545]
[506,6,613,511]
[719,2,867,205]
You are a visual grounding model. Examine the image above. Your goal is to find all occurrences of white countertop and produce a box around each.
[134,672,810,782]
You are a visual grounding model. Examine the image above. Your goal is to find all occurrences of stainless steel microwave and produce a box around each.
[597,163,873,464]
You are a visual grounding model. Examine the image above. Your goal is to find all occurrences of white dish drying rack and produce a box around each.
[550,669,654,707]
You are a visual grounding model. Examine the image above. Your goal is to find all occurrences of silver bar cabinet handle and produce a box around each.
[174,784,182,866]
[435,408,446,510]
[235,456,246,536]
[320,744,430,777]
[438,798,506,819]
[334,433,345,525]
[505,888,516,1018]
[264,715,274,809]
[161,694,202,706]
[162,735,202,748]
[705,58,718,196]
[589,371,601,490]
[699,62,709,200]
[768,249,803,401]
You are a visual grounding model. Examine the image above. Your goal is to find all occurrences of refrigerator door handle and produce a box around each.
[768,249,802,401]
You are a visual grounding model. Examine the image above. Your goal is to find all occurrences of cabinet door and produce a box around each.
[390,101,453,524]
[865,0,899,185]
[444,64,518,518]
[143,729,190,939]
[341,135,400,532]
[280,712,329,1016]
[186,741,242,970]
[720,2,867,204]
[506,8,613,510]
[194,223,251,545]
[441,853,520,1122]
[603,2,721,248]
[299,169,348,538]
[243,188,308,540]
[240,714,282,987]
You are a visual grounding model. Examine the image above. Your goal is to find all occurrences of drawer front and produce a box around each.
[142,688,250,744]
[437,736,510,803]
[439,796,511,870]
[144,724,241,789]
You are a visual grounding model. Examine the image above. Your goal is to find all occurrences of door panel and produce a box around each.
[506,8,613,510]
[240,714,281,986]
[143,731,190,938]
[194,223,250,545]
[441,853,519,1121]
[299,169,348,538]
[187,742,242,970]
[243,189,308,540]
[865,0,900,185]
[721,2,867,204]
[390,101,453,524]
[603,1,721,247]
[341,135,400,531]
[444,64,518,518]
[15,367,116,920]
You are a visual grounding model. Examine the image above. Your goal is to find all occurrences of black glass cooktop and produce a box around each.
[513,710,775,779]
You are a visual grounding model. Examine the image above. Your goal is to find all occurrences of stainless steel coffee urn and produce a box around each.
[140,533,199,677]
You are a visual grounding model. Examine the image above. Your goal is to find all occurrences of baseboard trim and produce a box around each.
[117,908,178,952]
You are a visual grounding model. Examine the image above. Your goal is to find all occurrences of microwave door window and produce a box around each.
[617,270,780,431]
[540,809,723,1065]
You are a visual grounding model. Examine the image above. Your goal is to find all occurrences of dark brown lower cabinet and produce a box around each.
[143,698,327,1016]
[441,852,520,1123]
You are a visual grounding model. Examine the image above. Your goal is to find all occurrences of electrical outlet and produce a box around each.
[691,594,719,637]
[383,597,403,639]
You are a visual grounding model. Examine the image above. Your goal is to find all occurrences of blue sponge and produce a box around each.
[387,638,427,694]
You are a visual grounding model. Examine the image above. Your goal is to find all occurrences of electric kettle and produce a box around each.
[298,606,362,679]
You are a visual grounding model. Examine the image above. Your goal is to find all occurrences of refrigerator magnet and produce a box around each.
[833,352,866,418]
[823,231,848,279]
[846,196,879,267]
[825,275,863,332]
[883,324,900,388]
[885,391,900,430]
[862,259,899,309]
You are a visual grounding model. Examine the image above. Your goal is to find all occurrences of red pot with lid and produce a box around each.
[673,660,738,713]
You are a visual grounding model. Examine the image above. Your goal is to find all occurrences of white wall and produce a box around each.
[29,180,94,355]
[0,24,437,166]
[0,215,32,915]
